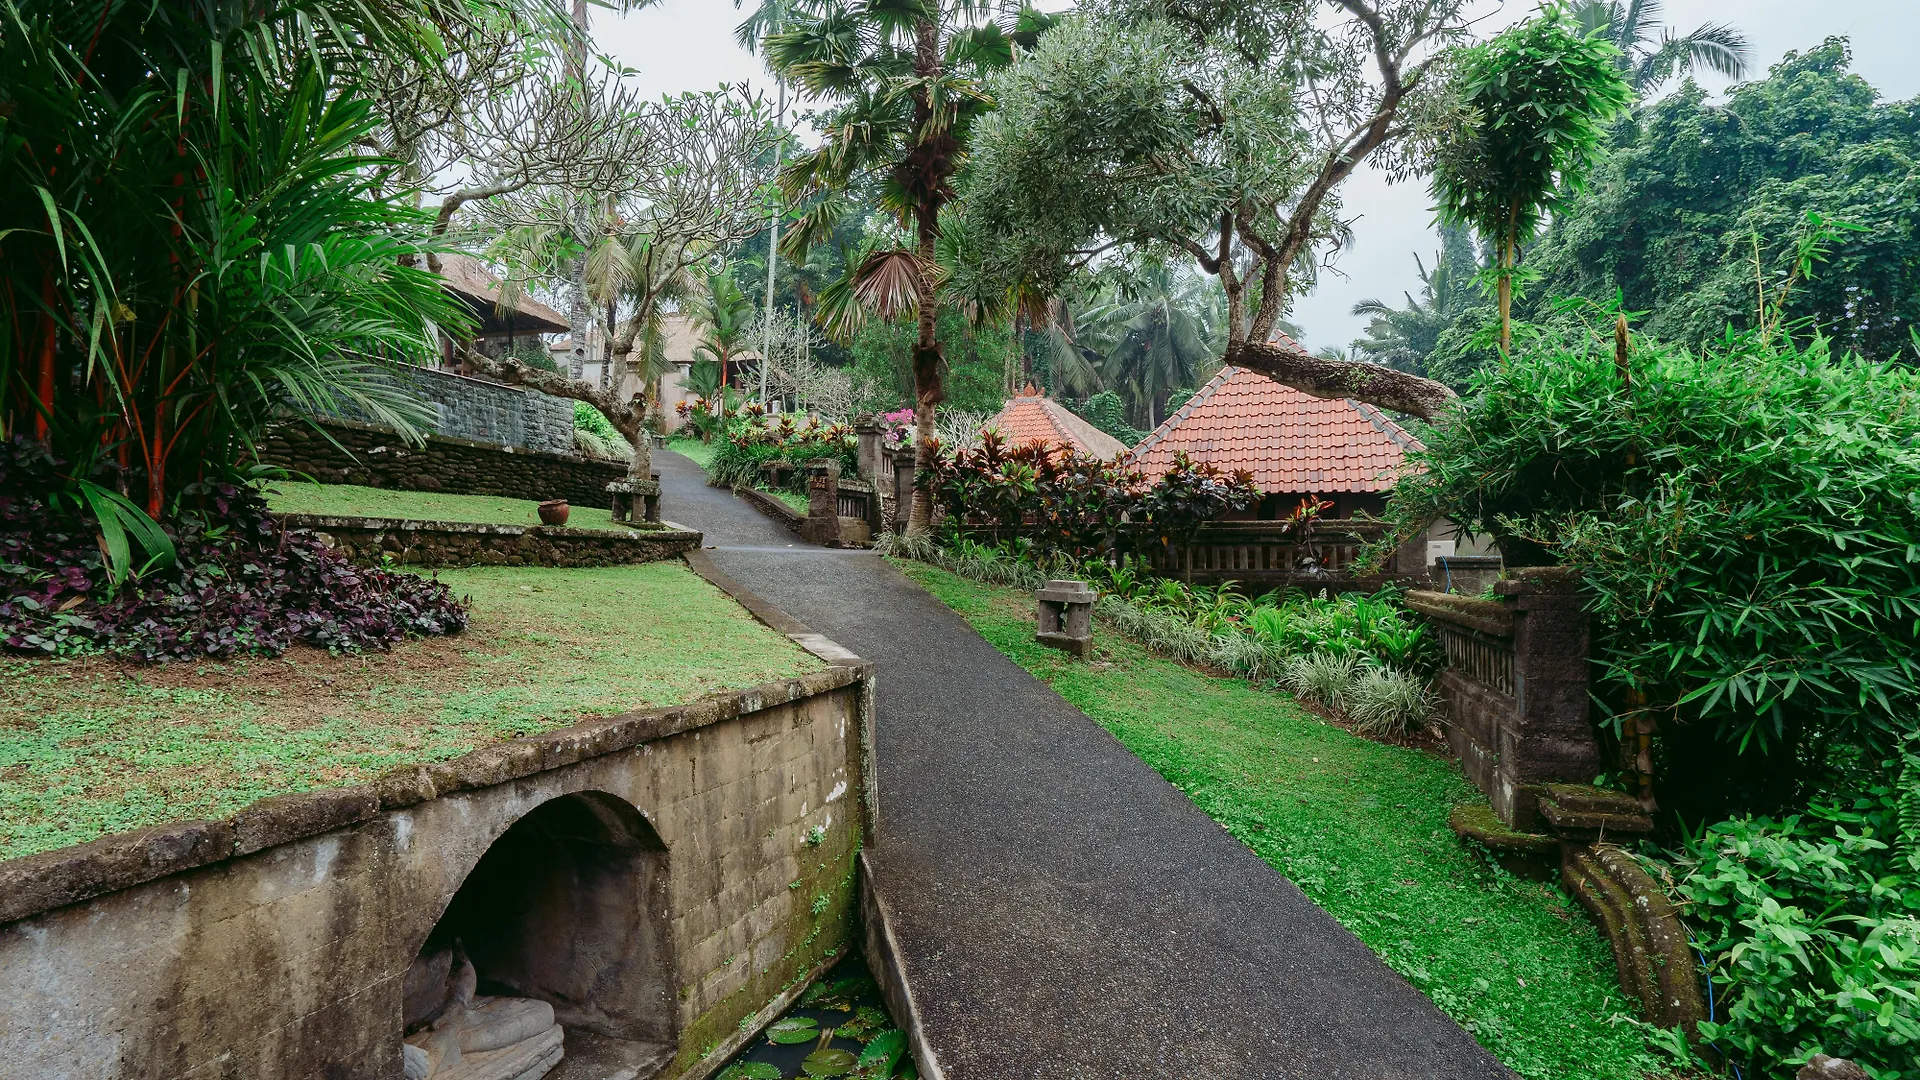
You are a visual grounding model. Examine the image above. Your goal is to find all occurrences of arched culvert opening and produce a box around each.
[403,791,675,1080]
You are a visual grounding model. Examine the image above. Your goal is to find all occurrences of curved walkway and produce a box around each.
[659,449,1510,1079]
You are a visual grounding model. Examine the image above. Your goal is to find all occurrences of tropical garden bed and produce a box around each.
[894,560,1668,1080]
[0,561,822,861]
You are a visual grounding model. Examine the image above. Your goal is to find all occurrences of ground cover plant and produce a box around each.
[2,444,464,660]
[894,561,1667,1080]
[0,562,822,861]
[265,481,620,531]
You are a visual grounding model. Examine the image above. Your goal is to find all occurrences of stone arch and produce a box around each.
[406,790,676,1058]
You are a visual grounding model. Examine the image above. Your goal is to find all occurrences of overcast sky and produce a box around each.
[596,0,1920,352]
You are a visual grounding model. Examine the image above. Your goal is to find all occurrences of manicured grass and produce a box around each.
[667,435,718,470]
[0,562,823,861]
[264,480,621,531]
[895,561,1667,1080]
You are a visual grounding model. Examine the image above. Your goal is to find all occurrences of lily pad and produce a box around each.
[720,1065,782,1080]
[858,1029,906,1067]
[768,1016,820,1045]
[801,1047,858,1077]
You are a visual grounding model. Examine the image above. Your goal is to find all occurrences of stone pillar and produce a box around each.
[1035,579,1096,658]
[854,418,886,483]
[889,447,916,535]
[1496,567,1600,830]
[803,459,841,547]
[1390,524,1430,580]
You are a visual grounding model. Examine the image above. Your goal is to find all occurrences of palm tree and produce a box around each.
[763,1,1052,533]
[688,271,758,396]
[1571,0,1750,94]
[1076,266,1224,429]
[1350,225,1479,374]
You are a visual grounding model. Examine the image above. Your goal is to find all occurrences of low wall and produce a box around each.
[281,513,701,569]
[257,416,628,509]
[0,660,873,1080]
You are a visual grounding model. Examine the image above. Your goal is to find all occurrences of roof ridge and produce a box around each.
[1126,365,1235,465]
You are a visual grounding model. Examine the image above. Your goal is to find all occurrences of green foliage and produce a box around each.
[849,312,1012,416]
[1524,39,1920,360]
[574,401,619,439]
[706,415,856,494]
[2,1,467,516]
[1663,758,1920,1078]
[1066,391,1147,447]
[1569,0,1750,93]
[1384,323,1920,818]
[1431,2,1632,349]
[1351,225,1485,377]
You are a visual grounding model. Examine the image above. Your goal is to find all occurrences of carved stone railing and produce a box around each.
[1140,520,1429,588]
[1405,568,1599,831]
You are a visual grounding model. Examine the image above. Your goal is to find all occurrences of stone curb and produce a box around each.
[731,484,806,532]
[0,666,859,928]
[860,851,945,1080]
[277,512,701,542]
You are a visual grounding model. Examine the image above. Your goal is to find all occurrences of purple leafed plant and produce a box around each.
[0,438,467,660]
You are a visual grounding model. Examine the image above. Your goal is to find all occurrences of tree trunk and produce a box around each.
[905,16,946,537]
[1223,338,1456,421]
[1498,228,1514,357]
[458,348,651,482]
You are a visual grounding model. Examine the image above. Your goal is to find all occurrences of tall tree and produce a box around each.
[1518,38,1920,361]
[1430,2,1631,354]
[1569,0,1749,93]
[689,270,759,395]
[965,1,1471,420]
[763,0,1052,532]
[1076,264,1223,427]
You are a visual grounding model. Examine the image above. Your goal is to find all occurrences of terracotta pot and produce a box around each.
[537,499,570,526]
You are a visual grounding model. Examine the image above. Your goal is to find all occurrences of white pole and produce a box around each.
[759,76,786,407]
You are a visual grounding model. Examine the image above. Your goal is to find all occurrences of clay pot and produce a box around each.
[537,499,570,526]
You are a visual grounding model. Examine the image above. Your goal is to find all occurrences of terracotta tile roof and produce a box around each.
[437,253,569,335]
[1126,366,1423,493]
[982,389,1130,460]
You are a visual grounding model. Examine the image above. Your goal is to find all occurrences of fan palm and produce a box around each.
[1570,0,1750,94]
[762,0,1053,533]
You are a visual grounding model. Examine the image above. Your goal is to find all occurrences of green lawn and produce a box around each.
[0,562,823,861]
[264,480,621,531]
[666,435,718,470]
[895,561,1667,1080]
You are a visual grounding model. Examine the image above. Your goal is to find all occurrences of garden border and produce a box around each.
[278,512,701,568]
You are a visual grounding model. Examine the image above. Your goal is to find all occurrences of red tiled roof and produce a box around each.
[982,391,1130,460]
[1126,366,1423,492]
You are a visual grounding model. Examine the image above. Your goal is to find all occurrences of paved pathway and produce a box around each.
[658,450,1511,1079]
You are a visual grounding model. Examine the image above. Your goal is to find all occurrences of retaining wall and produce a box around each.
[257,416,628,509]
[281,514,701,569]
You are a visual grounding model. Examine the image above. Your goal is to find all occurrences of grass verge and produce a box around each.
[0,562,823,861]
[667,436,718,470]
[894,560,1667,1080]
[264,480,620,531]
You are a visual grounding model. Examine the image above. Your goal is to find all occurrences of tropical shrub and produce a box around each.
[1661,752,1920,1079]
[1278,653,1363,714]
[707,416,857,493]
[1344,667,1438,739]
[1247,591,1439,674]
[2,2,466,517]
[0,441,465,660]
[1383,324,1920,819]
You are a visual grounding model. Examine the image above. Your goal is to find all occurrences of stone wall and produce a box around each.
[257,417,627,508]
[281,513,701,569]
[334,366,577,454]
[1406,568,1603,831]
[0,663,873,1080]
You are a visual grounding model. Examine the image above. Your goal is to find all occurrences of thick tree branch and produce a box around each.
[458,348,654,480]
[1225,337,1456,420]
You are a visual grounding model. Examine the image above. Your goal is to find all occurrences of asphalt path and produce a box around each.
[658,448,1510,1079]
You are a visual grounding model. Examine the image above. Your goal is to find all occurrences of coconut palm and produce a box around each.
[1571,0,1750,94]
[1076,266,1225,429]
[1350,225,1479,374]
[762,0,1054,533]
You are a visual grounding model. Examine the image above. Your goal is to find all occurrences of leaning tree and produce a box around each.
[761,0,1055,533]
[965,0,1474,420]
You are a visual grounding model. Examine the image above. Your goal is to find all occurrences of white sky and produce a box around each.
[595,0,1920,351]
